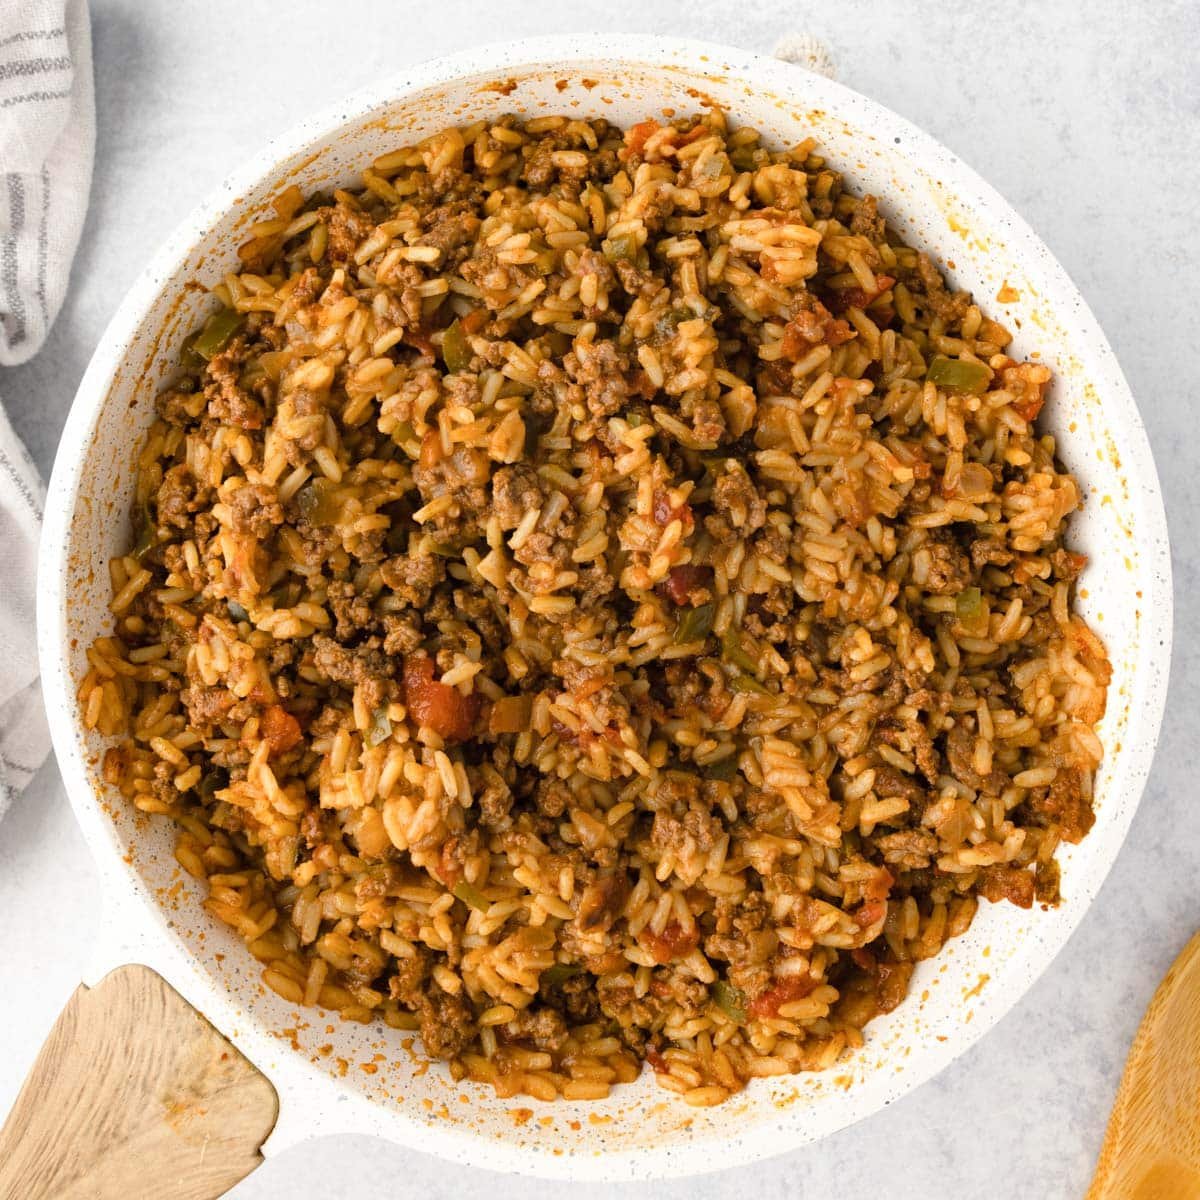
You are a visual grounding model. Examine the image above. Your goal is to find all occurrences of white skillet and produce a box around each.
[10,33,1172,1196]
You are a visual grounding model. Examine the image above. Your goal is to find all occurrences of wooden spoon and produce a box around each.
[1087,931,1200,1199]
[0,965,277,1200]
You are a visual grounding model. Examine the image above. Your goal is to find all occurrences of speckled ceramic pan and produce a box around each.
[35,34,1172,1182]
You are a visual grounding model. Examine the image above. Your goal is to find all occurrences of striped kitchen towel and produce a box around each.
[0,0,93,365]
[0,0,93,817]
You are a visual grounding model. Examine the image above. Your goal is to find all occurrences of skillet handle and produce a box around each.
[0,963,278,1200]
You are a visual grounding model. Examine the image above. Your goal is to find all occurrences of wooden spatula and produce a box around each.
[0,965,276,1199]
[1087,931,1200,1199]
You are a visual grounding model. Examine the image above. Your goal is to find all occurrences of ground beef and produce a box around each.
[282,387,327,454]
[381,612,423,657]
[156,387,202,426]
[379,553,445,608]
[311,635,393,704]
[779,291,856,360]
[878,705,943,785]
[416,986,475,1058]
[281,265,324,314]
[971,536,1014,570]
[296,808,321,852]
[204,337,264,430]
[914,252,971,325]
[459,245,540,310]
[612,256,662,299]
[845,954,915,1018]
[918,532,972,595]
[708,461,766,537]
[511,519,575,576]
[267,640,298,676]
[651,802,721,855]
[412,435,491,542]
[326,581,379,640]
[849,194,887,242]
[577,562,615,607]
[871,828,937,869]
[491,463,543,530]
[420,200,482,263]
[158,464,198,530]
[942,723,1007,796]
[181,683,236,730]
[563,336,628,418]
[554,972,601,1023]
[576,870,631,932]
[977,865,1035,908]
[521,138,559,189]
[476,768,514,829]
[1027,766,1095,842]
[872,766,927,807]
[502,1007,569,1054]
[715,910,769,973]
[228,483,283,538]
[1035,858,1062,905]
[1050,547,1087,582]
[324,201,375,265]
[533,777,571,819]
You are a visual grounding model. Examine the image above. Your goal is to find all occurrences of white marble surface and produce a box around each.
[1,1,1197,1196]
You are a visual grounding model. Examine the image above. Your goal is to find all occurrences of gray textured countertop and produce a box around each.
[1,2,1196,1196]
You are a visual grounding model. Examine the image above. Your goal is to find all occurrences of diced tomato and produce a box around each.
[780,300,856,361]
[460,307,490,335]
[641,921,700,964]
[660,564,713,606]
[437,841,463,890]
[862,868,894,903]
[748,975,819,1020]
[230,539,268,594]
[624,119,661,159]
[825,274,895,315]
[1002,363,1052,423]
[853,899,888,929]
[651,490,693,532]
[404,327,436,358]
[261,704,302,757]
[403,656,480,743]
[1014,395,1045,422]
[644,1045,669,1074]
